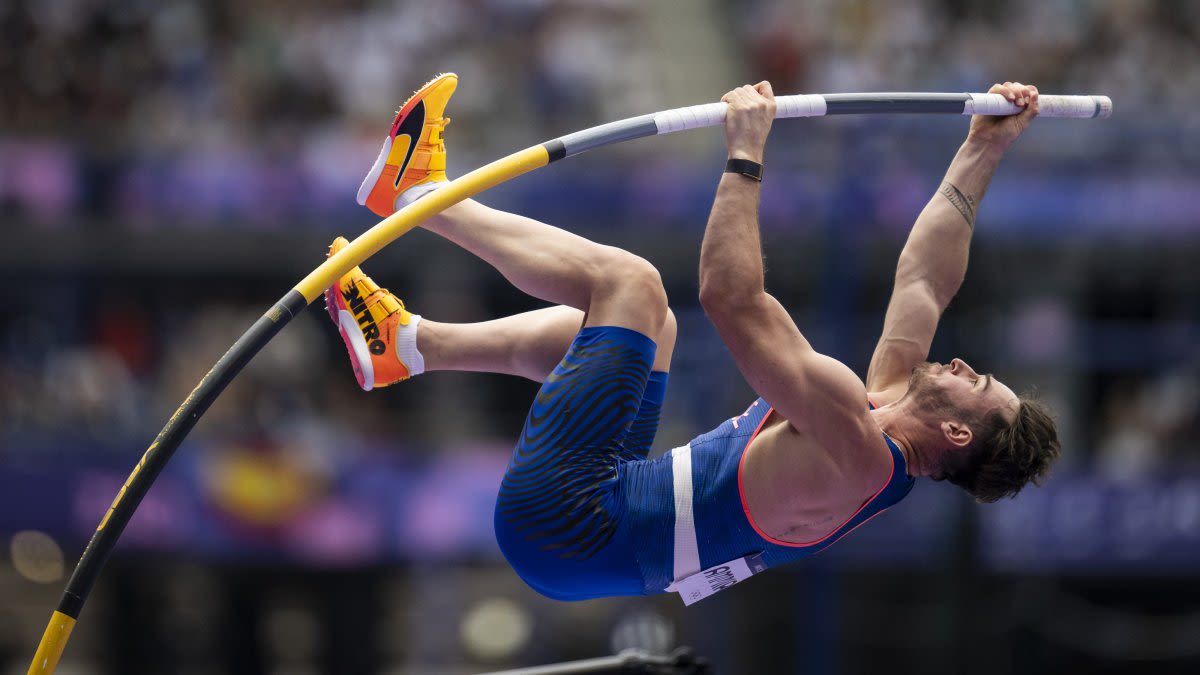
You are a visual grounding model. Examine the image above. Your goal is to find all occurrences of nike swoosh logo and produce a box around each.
[391,100,426,188]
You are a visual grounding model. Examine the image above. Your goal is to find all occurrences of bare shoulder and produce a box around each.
[773,378,887,479]
[768,353,890,479]
[773,352,871,435]
[824,407,893,475]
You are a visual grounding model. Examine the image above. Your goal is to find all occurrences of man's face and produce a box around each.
[908,359,1019,425]
[905,359,1020,480]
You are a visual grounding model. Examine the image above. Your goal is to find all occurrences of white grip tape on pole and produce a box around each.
[964,93,1113,119]
[774,94,828,119]
[653,94,829,135]
[653,103,727,134]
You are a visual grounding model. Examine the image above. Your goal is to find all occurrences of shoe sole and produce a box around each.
[324,285,375,392]
[356,135,392,207]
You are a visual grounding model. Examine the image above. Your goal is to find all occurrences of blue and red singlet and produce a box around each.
[493,325,915,602]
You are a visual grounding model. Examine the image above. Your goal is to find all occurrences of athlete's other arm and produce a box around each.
[865,82,1040,400]
[699,82,866,430]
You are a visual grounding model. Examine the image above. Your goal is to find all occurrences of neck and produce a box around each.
[869,403,935,478]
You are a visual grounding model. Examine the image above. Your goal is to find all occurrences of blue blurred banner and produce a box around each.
[2,136,1198,237]
[982,471,1200,573]
[4,439,1199,573]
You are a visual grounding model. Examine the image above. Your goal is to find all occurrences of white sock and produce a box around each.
[395,181,444,210]
[395,314,425,376]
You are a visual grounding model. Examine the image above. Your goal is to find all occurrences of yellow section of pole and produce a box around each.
[23,144,550,675]
[27,612,76,675]
[293,144,551,303]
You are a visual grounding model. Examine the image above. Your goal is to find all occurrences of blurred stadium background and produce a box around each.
[2,0,1198,673]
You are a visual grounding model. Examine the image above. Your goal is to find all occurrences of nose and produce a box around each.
[949,358,978,378]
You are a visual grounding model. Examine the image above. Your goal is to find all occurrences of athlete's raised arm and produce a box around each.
[700,81,867,431]
[866,82,1040,401]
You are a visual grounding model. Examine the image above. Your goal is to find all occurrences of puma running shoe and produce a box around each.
[357,72,458,218]
[323,236,420,390]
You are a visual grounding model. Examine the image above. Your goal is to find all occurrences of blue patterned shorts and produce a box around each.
[493,325,667,600]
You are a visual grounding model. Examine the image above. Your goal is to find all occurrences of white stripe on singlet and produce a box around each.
[670,444,701,584]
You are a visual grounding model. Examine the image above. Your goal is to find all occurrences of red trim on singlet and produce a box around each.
[736,404,896,549]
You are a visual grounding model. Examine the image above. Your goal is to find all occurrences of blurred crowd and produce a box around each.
[1,0,1198,477]
[740,0,1199,123]
[1,0,657,225]
[2,0,1198,224]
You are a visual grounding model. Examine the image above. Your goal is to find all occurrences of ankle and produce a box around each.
[396,314,426,376]
[396,181,444,210]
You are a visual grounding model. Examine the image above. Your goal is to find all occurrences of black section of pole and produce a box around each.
[54,290,309,618]
[544,140,567,163]
[822,92,970,115]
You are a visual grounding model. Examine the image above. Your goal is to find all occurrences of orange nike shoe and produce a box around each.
[357,72,458,218]
[323,236,420,391]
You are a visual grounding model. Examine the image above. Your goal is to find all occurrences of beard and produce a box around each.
[907,361,935,389]
[904,362,961,418]
[903,362,987,478]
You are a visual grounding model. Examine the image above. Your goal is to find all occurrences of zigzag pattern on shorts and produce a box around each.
[496,331,653,561]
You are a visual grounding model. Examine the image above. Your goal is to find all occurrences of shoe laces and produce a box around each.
[429,116,451,145]
[365,282,405,313]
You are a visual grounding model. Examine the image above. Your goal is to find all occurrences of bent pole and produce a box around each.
[29,90,1109,674]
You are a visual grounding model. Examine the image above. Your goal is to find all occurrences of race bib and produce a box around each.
[666,553,767,606]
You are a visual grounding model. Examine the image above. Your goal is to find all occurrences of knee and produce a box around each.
[600,248,668,327]
[658,307,677,350]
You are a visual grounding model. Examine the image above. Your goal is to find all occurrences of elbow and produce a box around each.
[699,279,732,312]
[699,257,767,314]
[699,280,757,317]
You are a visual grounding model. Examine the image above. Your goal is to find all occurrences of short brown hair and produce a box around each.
[945,396,1062,503]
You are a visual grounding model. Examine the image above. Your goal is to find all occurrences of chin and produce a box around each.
[906,362,935,390]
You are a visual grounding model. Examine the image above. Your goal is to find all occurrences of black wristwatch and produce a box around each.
[725,158,764,182]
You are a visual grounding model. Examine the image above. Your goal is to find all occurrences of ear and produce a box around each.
[941,420,973,448]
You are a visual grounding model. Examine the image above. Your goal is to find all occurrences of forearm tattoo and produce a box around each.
[939,181,977,229]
